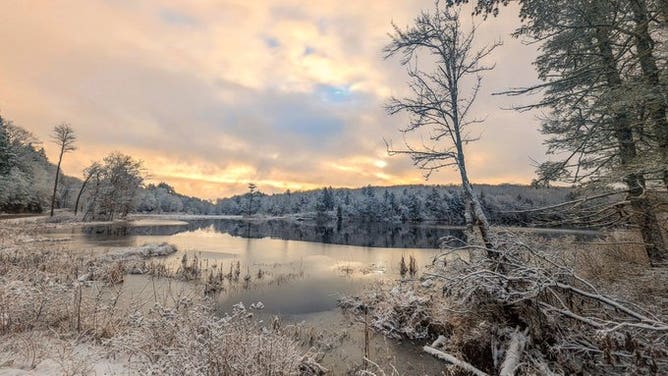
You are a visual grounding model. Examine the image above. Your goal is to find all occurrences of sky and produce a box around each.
[0,0,544,199]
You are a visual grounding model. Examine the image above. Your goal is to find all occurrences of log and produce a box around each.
[423,336,489,376]
[499,328,529,376]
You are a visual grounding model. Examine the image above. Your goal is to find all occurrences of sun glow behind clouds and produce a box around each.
[0,1,544,199]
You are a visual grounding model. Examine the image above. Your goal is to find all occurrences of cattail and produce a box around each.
[399,255,408,277]
[409,255,417,277]
[234,261,241,282]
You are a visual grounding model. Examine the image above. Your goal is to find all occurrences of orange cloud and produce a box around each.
[0,1,545,199]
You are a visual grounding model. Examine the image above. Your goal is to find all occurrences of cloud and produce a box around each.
[158,8,199,27]
[0,0,545,199]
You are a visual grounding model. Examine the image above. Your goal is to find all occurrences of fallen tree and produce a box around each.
[341,232,667,375]
[427,232,667,374]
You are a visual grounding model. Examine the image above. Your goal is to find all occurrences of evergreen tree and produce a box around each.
[0,115,10,175]
[322,187,335,210]
[425,187,443,220]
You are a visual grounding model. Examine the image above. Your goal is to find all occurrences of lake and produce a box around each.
[52,218,465,313]
[45,217,598,374]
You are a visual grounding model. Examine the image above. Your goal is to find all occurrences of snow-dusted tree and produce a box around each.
[357,185,383,221]
[3,120,39,172]
[83,152,143,221]
[0,115,10,175]
[314,187,335,218]
[472,0,668,264]
[322,187,335,210]
[452,0,667,157]
[49,123,76,216]
[74,162,101,215]
[384,2,500,252]
[0,120,49,212]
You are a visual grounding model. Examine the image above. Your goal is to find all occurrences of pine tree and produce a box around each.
[0,115,10,175]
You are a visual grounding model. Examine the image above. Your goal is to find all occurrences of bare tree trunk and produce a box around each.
[596,24,667,264]
[630,193,667,265]
[74,174,93,215]
[50,146,64,217]
[451,85,494,252]
[384,5,499,257]
[499,328,529,376]
[455,141,493,252]
[462,181,494,253]
[463,195,474,229]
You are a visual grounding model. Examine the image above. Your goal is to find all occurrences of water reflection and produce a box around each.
[77,218,467,249]
[52,218,597,317]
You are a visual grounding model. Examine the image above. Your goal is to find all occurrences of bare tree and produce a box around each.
[384,2,501,253]
[49,123,76,216]
[81,153,143,221]
[74,162,101,215]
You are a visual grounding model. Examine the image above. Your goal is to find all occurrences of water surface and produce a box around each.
[47,218,597,374]
[54,218,458,314]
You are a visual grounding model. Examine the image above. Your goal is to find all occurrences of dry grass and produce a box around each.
[0,221,325,375]
[113,299,326,375]
[568,230,650,282]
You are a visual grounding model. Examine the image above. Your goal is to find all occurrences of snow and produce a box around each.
[421,279,434,288]
[0,342,129,376]
[102,242,177,261]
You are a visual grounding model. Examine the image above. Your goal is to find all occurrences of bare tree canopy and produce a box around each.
[51,123,76,153]
[49,123,76,217]
[79,152,144,221]
[384,2,501,252]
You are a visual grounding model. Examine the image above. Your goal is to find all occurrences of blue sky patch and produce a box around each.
[315,84,352,103]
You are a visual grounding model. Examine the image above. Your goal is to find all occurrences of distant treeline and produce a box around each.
[136,182,216,215]
[208,185,575,226]
[132,183,576,227]
[1,115,574,226]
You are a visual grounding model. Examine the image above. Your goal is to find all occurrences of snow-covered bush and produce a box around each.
[114,299,325,375]
[338,284,437,340]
